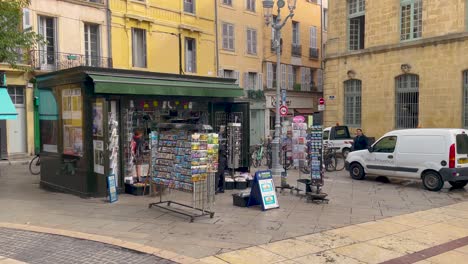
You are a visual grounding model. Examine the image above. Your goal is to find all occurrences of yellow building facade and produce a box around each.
[110,0,216,76]
[263,0,324,135]
[2,0,109,158]
[324,0,468,138]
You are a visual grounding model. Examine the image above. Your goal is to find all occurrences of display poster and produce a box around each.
[107,174,118,203]
[247,170,280,210]
[62,88,83,156]
[93,102,103,137]
[93,140,104,174]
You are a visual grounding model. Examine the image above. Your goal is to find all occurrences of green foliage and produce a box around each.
[293,83,301,91]
[0,0,44,69]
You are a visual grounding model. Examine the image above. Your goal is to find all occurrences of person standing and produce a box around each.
[352,129,369,151]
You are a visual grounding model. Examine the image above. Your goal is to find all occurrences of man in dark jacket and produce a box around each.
[216,143,227,194]
[353,129,369,151]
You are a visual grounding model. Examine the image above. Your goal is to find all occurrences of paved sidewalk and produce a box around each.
[0,164,467,259]
[202,201,468,264]
[0,256,26,264]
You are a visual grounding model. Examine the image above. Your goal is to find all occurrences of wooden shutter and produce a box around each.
[246,29,251,54]
[234,71,240,84]
[252,30,257,54]
[301,67,306,91]
[229,24,234,50]
[317,69,323,92]
[310,26,317,49]
[288,65,293,90]
[222,24,228,49]
[257,73,263,91]
[243,72,249,89]
[266,62,273,89]
[281,64,287,89]
[23,8,31,29]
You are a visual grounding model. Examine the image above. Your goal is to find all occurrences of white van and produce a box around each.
[345,129,468,191]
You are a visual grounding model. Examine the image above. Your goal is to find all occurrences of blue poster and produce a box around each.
[107,174,118,203]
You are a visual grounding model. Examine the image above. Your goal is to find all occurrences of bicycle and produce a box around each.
[29,154,41,175]
[251,138,273,168]
[323,143,346,172]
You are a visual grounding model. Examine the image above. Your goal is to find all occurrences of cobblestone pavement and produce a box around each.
[0,164,468,258]
[0,228,176,264]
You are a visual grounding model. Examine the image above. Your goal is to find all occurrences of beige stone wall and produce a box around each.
[327,0,467,55]
[324,40,468,138]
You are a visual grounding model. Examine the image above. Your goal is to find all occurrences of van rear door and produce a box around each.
[455,133,468,168]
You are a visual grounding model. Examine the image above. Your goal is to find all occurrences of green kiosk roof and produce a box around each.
[0,88,17,120]
[35,67,243,98]
[89,74,243,98]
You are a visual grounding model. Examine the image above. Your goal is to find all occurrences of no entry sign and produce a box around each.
[279,105,288,116]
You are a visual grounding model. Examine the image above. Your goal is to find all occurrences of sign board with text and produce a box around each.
[247,170,280,211]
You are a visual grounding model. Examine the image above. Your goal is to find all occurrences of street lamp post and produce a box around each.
[263,0,297,183]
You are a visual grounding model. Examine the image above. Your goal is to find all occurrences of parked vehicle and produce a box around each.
[345,128,468,191]
[323,126,353,158]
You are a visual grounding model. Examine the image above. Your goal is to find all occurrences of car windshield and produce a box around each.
[456,134,468,154]
[334,127,350,139]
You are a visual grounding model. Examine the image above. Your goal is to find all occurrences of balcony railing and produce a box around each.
[30,50,112,71]
[309,48,319,59]
[291,44,302,57]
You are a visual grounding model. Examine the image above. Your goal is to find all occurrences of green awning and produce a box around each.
[89,74,243,98]
[38,89,58,120]
[0,87,17,120]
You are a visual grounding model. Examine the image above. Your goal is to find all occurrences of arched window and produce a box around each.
[395,74,419,128]
[344,79,362,127]
[463,71,468,127]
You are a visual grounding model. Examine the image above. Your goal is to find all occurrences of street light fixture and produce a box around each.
[263,0,297,184]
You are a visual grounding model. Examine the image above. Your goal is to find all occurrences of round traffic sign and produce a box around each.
[279,105,288,116]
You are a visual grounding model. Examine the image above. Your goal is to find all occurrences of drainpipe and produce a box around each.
[106,0,113,67]
[179,33,183,75]
[320,0,324,125]
[214,0,219,75]
[33,79,40,155]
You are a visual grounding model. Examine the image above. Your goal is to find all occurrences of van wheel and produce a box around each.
[350,163,365,180]
[342,148,351,158]
[449,180,468,189]
[422,172,444,192]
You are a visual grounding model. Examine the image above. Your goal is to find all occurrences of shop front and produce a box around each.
[35,67,245,197]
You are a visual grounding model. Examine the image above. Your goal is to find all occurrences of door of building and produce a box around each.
[7,87,26,154]
[250,109,265,146]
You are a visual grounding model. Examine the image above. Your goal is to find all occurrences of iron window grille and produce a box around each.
[395,74,419,129]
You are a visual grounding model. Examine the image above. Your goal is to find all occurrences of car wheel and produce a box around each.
[350,163,365,180]
[422,172,444,192]
[342,148,351,158]
[449,180,468,189]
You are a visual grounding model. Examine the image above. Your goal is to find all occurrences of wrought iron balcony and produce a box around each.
[309,48,319,59]
[30,50,112,71]
[291,44,302,57]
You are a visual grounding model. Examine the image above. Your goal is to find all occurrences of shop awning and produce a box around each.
[38,89,58,120]
[0,88,17,120]
[295,108,315,115]
[89,74,244,98]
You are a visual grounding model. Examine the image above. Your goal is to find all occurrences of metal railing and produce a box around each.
[30,50,112,71]
[291,44,302,57]
[309,48,319,59]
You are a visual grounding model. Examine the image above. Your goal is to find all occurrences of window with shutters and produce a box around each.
[309,26,319,59]
[317,69,323,92]
[84,23,100,67]
[395,74,419,128]
[272,63,277,87]
[38,16,57,68]
[185,38,196,73]
[246,0,256,12]
[222,23,235,51]
[246,28,257,55]
[400,0,422,41]
[348,0,365,51]
[184,0,195,14]
[292,22,300,45]
[248,73,257,90]
[344,79,362,127]
[464,71,468,127]
[132,28,146,68]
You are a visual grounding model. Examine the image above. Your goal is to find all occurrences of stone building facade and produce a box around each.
[324,0,468,138]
